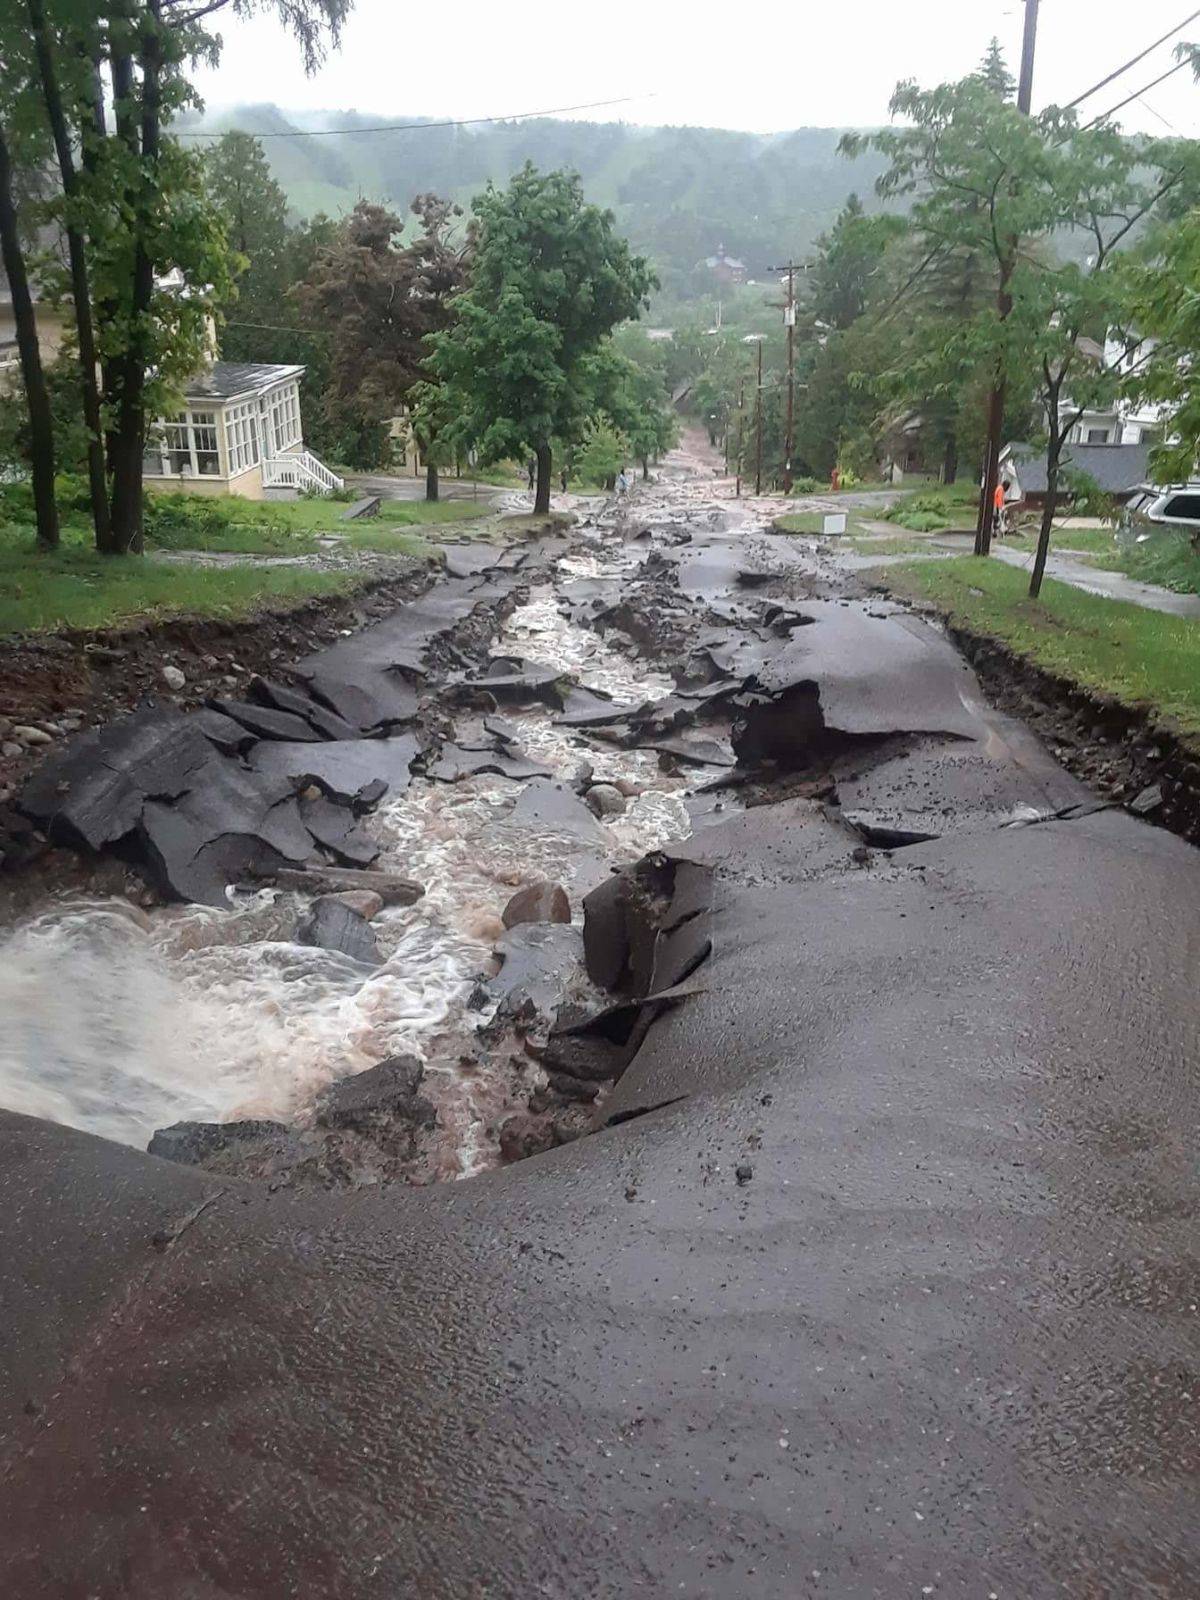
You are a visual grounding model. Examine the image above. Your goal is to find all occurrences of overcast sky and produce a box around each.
[191,0,1200,139]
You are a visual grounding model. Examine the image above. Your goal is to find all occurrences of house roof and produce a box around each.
[185,361,305,401]
[1003,441,1151,495]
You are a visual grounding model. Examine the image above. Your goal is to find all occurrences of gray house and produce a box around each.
[1001,441,1152,508]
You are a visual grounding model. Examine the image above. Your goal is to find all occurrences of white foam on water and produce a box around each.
[0,545,699,1158]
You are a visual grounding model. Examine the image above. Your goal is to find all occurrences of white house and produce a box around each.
[143,360,343,498]
[1063,335,1168,448]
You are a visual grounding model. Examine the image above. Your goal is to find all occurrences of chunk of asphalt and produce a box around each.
[487,923,585,1018]
[18,710,211,851]
[249,677,359,741]
[210,699,325,744]
[148,1120,294,1167]
[316,1055,436,1133]
[137,758,315,904]
[296,897,383,966]
[248,736,419,807]
[510,779,608,843]
[299,795,381,868]
[191,708,258,758]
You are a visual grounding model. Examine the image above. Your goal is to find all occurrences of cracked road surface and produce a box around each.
[1,457,1198,1598]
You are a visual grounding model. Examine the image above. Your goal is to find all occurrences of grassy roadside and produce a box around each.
[877,557,1200,737]
[0,483,499,635]
[0,547,360,635]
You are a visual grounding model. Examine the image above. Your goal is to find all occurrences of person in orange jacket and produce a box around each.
[993,478,1007,537]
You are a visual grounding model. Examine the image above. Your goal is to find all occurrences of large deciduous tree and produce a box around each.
[1020,121,1193,597]
[427,164,655,513]
[845,76,1060,552]
[298,192,469,500]
[0,0,351,553]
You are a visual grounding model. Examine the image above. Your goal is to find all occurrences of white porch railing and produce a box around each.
[262,450,344,493]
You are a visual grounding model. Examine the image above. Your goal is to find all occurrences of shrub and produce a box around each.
[143,494,287,550]
[788,476,821,496]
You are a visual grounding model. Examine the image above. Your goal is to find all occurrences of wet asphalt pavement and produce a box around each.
[1,459,1198,1598]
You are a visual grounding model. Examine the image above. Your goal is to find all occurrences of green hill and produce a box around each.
[179,106,889,305]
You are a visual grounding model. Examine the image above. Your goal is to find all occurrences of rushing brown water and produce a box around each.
[0,539,699,1165]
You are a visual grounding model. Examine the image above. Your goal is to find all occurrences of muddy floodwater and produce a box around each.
[0,513,700,1169]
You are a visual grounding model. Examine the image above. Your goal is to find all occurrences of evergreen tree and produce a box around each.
[978,37,1016,101]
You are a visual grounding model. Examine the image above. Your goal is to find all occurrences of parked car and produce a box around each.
[1119,483,1200,548]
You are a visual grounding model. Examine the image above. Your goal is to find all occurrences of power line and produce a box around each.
[1082,55,1195,130]
[1064,9,1200,109]
[225,320,329,335]
[179,93,649,140]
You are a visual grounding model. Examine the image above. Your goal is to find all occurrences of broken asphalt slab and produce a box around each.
[2,476,1199,1598]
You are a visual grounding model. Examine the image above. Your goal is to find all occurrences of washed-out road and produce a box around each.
[1,455,1197,1599]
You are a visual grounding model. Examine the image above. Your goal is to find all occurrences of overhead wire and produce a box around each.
[1064,7,1200,108]
[178,93,650,140]
[1081,55,1195,130]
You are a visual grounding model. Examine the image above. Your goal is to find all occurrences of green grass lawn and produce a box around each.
[0,542,358,636]
[1005,526,1120,559]
[883,482,980,532]
[880,556,1200,737]
[774,511,876,536]
[774,512,939,556]
[142,492,491,555]
[0,483,498,635]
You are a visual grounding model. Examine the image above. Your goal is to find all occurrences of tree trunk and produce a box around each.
[975,380,1005,556]
[941,431,959,486]
[425,461,439,502]
[0,121,59,550]
[1030,405,1064,600]
[641,457,649,480]
[975,261,1015,554]
[28,0,111,552]
[534,442,552,515]
[109,9,163,555]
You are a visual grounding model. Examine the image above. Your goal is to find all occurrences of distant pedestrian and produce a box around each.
[527,457,537,491]
[993,479,1007,537]
[831,466,841,493]
[560,464,569,494]
[616,470,629,498]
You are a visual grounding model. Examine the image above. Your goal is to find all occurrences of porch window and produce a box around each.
[155,410,221,476]
[226,400,261,476]
[267,383,301,455]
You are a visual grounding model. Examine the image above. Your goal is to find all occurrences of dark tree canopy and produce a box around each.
[428,164,655,508]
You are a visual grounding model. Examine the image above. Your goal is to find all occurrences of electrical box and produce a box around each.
[823,512,847,536]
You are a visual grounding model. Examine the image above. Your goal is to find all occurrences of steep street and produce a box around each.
[1,451,1197,1597]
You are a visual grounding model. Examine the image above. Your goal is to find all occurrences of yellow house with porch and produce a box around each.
[144,360,342,498]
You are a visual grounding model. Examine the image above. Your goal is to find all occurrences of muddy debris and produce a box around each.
[502,880,571,928]
[269,864,424,906]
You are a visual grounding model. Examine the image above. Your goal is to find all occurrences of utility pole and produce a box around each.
[1017,0,1040,113]
[976,0,1039,556]
[754,337,764,497]
[769,259,808,494]
[735,375,745,497]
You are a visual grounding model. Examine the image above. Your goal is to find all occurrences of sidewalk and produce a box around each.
[933,534,1200,619]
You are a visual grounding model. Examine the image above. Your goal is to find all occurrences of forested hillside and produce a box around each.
[178,107,889,304]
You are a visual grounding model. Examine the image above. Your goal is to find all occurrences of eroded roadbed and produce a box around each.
[1,463,1198,1598]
